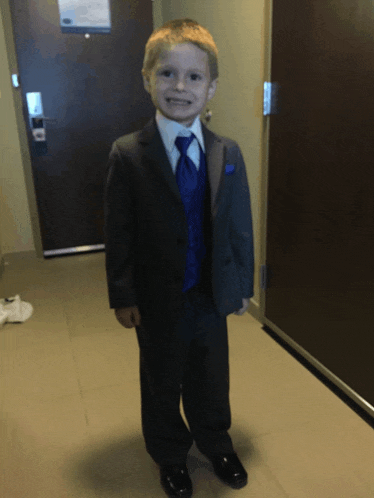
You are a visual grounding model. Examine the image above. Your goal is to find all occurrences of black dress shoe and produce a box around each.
[160,464,193,497]
[208,453,248,489]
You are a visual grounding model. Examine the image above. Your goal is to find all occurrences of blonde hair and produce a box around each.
[142,19,219,82]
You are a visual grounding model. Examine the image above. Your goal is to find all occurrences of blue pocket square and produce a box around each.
[225,164,235,175]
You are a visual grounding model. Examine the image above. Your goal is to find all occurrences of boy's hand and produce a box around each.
[115,307,141,328]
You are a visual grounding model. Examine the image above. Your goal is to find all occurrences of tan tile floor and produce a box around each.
[1,251,374,497]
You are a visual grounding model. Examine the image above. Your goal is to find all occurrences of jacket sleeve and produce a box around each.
[230,144,255,300]
[104,142,138,309]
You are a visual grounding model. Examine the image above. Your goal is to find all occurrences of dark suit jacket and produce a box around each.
[104,117,254,319]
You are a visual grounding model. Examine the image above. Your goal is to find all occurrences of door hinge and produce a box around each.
[12,74,20,88]
[263,82,279,116]
[260,264,268,290]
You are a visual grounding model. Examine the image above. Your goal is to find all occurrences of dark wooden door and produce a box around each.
[9,0,154,256]
[266,0,374,409]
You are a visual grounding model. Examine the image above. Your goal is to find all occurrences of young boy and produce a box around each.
[104,19,254,498]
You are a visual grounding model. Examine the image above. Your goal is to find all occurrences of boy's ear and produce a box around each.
[143,74,151,94]
[207,78,218,101]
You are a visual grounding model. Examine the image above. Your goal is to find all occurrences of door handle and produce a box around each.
[263,82,280,115]
[26,93,56,122]
[41,117,57,123]
[32,117,57,124]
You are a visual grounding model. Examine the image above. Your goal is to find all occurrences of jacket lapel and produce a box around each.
[138,118,182,202]
[137,118,226,219]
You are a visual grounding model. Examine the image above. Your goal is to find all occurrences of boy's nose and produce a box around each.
[175,79,185,91]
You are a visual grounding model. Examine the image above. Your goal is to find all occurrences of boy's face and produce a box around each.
[143,43,217,127]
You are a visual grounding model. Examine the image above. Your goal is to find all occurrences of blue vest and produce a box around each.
[180,145,207,292]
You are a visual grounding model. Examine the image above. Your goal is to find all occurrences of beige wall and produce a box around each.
[0,0,271,315]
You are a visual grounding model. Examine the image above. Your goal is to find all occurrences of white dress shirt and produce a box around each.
[155,110,205,173]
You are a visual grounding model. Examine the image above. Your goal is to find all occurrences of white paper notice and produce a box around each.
[59,0,111,33]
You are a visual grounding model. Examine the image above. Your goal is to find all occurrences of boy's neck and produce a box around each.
[155,110,205,153]
[155,110,201,129]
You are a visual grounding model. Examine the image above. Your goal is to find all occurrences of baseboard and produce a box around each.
[263,317,374,426]
[248,297,261,322]
[2,250,38,264]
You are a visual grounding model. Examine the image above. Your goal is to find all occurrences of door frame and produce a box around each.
[2,0,44,258]
[259,0,273,322]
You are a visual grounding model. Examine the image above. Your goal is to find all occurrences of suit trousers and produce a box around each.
[135,284,235,466]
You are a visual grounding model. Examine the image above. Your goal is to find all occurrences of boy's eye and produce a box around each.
[158,70,202,81]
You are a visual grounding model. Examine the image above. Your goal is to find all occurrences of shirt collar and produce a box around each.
[156,110,205,153]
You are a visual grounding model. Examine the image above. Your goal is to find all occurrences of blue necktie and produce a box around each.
[175,133,200,292]
[175,134,198,201]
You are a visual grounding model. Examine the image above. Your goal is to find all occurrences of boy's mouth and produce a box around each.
[166,98,192,105]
